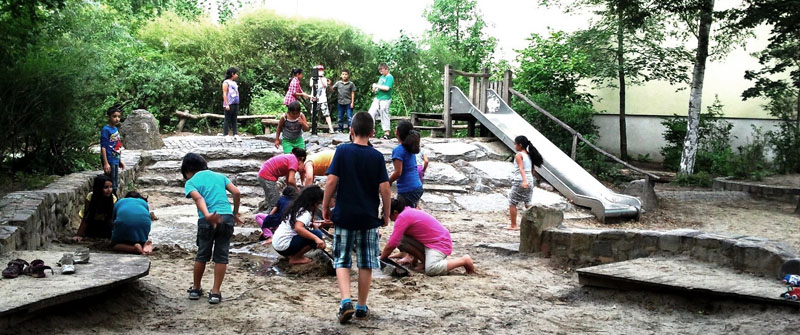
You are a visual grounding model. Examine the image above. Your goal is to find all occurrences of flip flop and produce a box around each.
[2,259,28,279]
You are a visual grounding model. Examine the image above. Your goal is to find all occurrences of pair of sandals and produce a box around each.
[2,259,54,279]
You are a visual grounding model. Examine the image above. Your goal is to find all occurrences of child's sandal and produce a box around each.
[2,259,29,279]
[187,287,203,300]
[24,259,54,278]
[208,292,222,304]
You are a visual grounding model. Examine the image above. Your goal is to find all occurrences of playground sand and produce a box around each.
[12,192,800,334]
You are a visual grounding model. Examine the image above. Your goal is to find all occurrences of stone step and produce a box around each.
[137,185,266,198]
[146,159,264,174]
[577,256,800,307]
[142,147,281,164]
[0,224,21,253]
[137,171,263,187]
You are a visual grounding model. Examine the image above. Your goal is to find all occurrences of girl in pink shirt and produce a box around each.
[379,198,476,276]
[257,147,306,212]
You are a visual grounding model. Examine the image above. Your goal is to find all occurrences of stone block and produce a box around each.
[658,234,681,253]
[549,230,572,258]
[519,206,563,253]
[120,109,164,150]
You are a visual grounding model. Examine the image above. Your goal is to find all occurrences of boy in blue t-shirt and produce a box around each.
[101,106,125,194]
[323,112,391,323]
[181,153,242,305]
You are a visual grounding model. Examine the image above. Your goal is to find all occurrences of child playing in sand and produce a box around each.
[389,120,423,208]
[257,147,307,212]
[182,153,243,304]
[275,101,310,154]
[380,198,475,276]
[508,135,543,230]
[302,150,335,186]
[272,185,327,265]
[254,187,298,243]
[73,174,117,241]
[323,112,391,323]
[111,192,153,255]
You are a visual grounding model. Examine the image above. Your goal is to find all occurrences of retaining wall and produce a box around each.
[0,152,142,253]
[522,207,798,279]
[713,177,800,204]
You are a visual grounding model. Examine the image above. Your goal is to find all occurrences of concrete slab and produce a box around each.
[0,251,150,321]
[577,256,800,307]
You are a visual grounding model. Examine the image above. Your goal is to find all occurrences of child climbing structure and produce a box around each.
[442,65,658,223]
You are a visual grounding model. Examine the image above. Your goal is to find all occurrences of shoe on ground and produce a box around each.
[59,253,76,275]
[338,301,355,324]
[235,135,242,142]
[355,306,370,320]
[187,287,203,300]
[382,134,391,140]
[225,136,233,143]
[208,291,222,304]
[74,248,90,264]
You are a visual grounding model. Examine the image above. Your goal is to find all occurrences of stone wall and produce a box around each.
[713,177,800,204]
[521,206,798,279]
[0,152,142,253]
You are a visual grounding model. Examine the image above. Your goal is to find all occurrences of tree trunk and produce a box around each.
[679,0,714,175]
[617,6,628,160]
[796,89,799,127]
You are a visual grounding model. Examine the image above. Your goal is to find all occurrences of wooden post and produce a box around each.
[502,70,513,104]
[479,68,489,113]
[176,118,186,133]
[571,133,578,160]
[468,77,476,105]
[443,64,453,137]
[468,119,476,137]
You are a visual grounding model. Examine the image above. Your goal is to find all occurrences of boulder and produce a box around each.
[423,162,468,185]
[426,142,484,162]
[120,109,164,150]
[468,161,515,186]
[519,206,564,254]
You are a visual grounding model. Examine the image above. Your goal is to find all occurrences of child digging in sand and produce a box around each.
[73,174,117,241]
[272,185,327,265]
[255,187,298,243]
[111,192,153,255]
[380,198,475,276]
[182,153,243,304]
[508,135,543,230]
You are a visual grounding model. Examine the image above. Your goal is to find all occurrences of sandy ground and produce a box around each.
[10,184,800,335]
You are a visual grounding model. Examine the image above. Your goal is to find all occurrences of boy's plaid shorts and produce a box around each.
[332,226,380,269]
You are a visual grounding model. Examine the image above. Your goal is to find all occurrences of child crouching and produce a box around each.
[272,185,327,265]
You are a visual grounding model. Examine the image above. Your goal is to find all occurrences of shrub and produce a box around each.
[731,126,771,180]
[766,92,800,174]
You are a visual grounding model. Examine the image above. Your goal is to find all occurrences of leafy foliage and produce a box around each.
[765,92,800,173]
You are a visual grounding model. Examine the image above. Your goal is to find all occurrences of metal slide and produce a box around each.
[450,87,641,222]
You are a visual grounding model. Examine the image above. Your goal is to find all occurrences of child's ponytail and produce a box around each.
[286,68,303,90]
[397,120,420,154]
[515,135,543,167]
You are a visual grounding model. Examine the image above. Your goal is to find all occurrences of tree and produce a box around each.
[562,0,691,160]
[423,0,497,72]
[735,0,800,125]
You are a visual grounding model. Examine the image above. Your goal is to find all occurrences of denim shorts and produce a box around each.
[332,227,380,269]
[398,187,424,208]
[195,214,235,264]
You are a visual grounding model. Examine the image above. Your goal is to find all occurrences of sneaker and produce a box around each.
[355,306,370,320]
[208,291,222,304]
[382,134,391,140]
[74,248,90,264]
[338,301,355,324]
[234,135,242,142]
[187,287,203,300]
[225,136,233,143]
[59,253,75,275]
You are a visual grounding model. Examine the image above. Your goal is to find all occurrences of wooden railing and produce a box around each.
[174,110,279,134]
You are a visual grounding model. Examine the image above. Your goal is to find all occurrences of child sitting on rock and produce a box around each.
[111,192,153,255]
[254,187,298,243]
[272,185,327,265]
[380,198,475,276]
[73,174,117,241]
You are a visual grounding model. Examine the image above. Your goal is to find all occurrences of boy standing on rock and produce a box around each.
[323,112,391,323]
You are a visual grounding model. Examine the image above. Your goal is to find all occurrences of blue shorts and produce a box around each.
[398,187,424,208]
[332,227,380,269]
[275,229,324,257]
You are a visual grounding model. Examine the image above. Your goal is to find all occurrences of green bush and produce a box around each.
[766,92,800,174]
[250,86,286,116]
[731,126,771,180]
[673,171,713,187]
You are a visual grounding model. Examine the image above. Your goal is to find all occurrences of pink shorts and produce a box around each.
[417,166,425,181]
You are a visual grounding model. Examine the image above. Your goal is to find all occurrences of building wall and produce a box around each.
[592,114,781,162]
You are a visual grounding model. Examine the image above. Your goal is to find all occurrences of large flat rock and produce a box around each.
[0,251,150,320]
[468,161,515,186]
[454,193,509,213]
[151,205,261,250]
[424,162,468,185]
[577,256,800,307]
[426,143,484,162]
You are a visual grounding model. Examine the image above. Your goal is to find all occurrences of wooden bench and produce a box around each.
[175,110,278,134]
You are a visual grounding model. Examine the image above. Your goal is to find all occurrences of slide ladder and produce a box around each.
[450,87,641,222]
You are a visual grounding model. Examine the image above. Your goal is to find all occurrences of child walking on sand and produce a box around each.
[275,101,310,154]
[389,120,423,208]
[182,153,243,304]
[73,174,117,241]
[272,185,327,265]
[101,106,125,194]
[323,112,391,323]
[508,135,543,230]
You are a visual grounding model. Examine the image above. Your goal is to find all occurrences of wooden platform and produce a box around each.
[1,251,150,323]
[577,256,800,307]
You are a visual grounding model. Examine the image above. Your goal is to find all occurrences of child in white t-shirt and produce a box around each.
[309,65,335,133]
[272,185,328,265]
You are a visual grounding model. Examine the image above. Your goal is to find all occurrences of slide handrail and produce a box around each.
[508,88,659,181]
